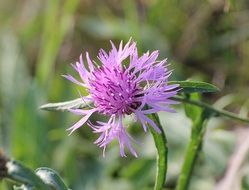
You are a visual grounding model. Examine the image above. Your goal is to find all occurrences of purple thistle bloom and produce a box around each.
[64,39,179,157]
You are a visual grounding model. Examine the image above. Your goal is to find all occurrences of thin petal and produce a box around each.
[135,111,161,133]
[62,74,85,87]
[68,108,94,115]
[67,109,96,135]
[86,52,94,72]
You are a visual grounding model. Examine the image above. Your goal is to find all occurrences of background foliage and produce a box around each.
[0,0,249,189]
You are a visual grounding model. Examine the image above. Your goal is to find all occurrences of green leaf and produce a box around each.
[39,98,92,111]
[169,81,220,93]
[36,167,68,190]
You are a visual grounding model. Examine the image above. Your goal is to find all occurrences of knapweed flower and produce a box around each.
[64,39,179,157]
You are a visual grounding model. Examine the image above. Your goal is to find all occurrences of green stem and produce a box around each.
[176,112,208,190]
[172,96,249,123]
[149,113,168,190]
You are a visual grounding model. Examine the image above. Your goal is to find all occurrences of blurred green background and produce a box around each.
[0,0,249,189]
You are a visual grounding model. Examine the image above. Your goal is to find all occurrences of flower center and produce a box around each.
[89,66,141,115]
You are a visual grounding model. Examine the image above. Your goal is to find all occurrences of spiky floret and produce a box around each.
[64,39,179,157]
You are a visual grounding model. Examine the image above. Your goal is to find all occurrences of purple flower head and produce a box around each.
[64,39,179,157]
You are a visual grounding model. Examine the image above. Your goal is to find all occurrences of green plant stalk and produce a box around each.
[172,96,249,123]
[149,113,168,190]
[176,112,208,190]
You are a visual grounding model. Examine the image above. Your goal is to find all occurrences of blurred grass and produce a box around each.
[37,0,80,87]
[0,0,249,189]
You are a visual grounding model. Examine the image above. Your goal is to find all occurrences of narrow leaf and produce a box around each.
[172,96,249,123]
[169,81,220,93]
[39,98,91,111]
[6,160,49,190]
[13,185,33,190]
[36,167,68,190]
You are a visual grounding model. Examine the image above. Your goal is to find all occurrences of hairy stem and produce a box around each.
[176,112,208,190]
[149,113,168,190]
